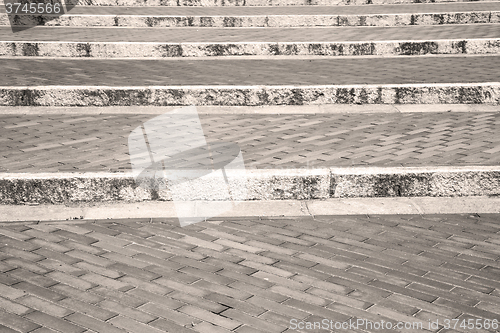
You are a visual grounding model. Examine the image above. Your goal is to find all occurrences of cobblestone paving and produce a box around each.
[1,24,499,42]
[0,214,499,332]
[1,112,500,172]
[2,56,500,86]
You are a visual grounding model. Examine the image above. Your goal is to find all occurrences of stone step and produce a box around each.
[2,2,500,27]
[1,109,499,204]
[1,56,499,106]
[1,24,499,57]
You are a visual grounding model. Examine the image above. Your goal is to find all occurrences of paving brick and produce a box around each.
[24,311,85,333]
[369,280,437,302]
[178,305,241,330]
[0,228,33,241]
[433,298,500,320]
[107,225,155,238]
[126,288,185,310]
[0,310,41,333]
[13,282,66,302]
[0,324,19,333]
[217,269,273,289]
[7,269,58,289]
[247,295,309,320]
[326,277,392,304]
[139,302,200,327]
[90,286,146,308]
[283,298,351,323]
[46,271,96,290]
[50,284,104,304]
[205,293,265,317]
[108,315,165,333]
[132,252,183,270]
[244,240,296,256]
[251,271,308,291]
[65,250,113,267]
[92,241,139,257]
[170,256,222,273]
[149,318,199,333]
[201,259,257,277]
[240,260,295,278]
[17,295,74,318]
[153,279,210,298]
[120,275,173,296]
[192,279,253,300]
[65,313,125,333]
[294,274,354,295]
[192,247,241,264]
[296,253,351,270]
[73,261,124,279]
[108,262,161,281]
[0,297,32,316]
[179,235,225,251]
[347,267,409,287]
[313,264,373,284]
[51,230,97,245]
[192,321,231,333]
[146,265,200,284]
[0,247,44,262]
[224,248,276,265]
[386,294,461,318]
[228,281,288,303]
[180,266,235,285]
[116,233,165,250]
[34,248,81,265]
[59,297,117,321]
[78,224,121,236]
[3,258,49,275]
[274,262,330,281]
[80,273,133,292]
[407,283,479,306]
[169,291,227,314]
[99,299,157,323]
[0,282,28,299]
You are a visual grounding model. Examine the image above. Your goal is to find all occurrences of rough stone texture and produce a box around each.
[3,12,498,27]
[1,39,499,58]
[2,169,499,204]
[0,170,331,204]
[0,84,498,106]
[331,171,500,198]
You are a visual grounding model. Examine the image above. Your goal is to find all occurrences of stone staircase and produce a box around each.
[0,0,500,208]
[0,0,499,106]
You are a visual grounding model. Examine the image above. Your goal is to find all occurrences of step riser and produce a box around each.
[1,40,499,57]
[1,169,499,204]
[1,84,498,106]
[2,12,499,27]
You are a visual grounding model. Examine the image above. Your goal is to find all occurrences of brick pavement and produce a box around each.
[1,24,499,42]
[0,214,499,332]
[1,56,499,86]
[1,111,500,173]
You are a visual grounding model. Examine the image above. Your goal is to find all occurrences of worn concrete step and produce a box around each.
[2,2,500,27]
[1,56,499,105]
[0,25,499,58]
